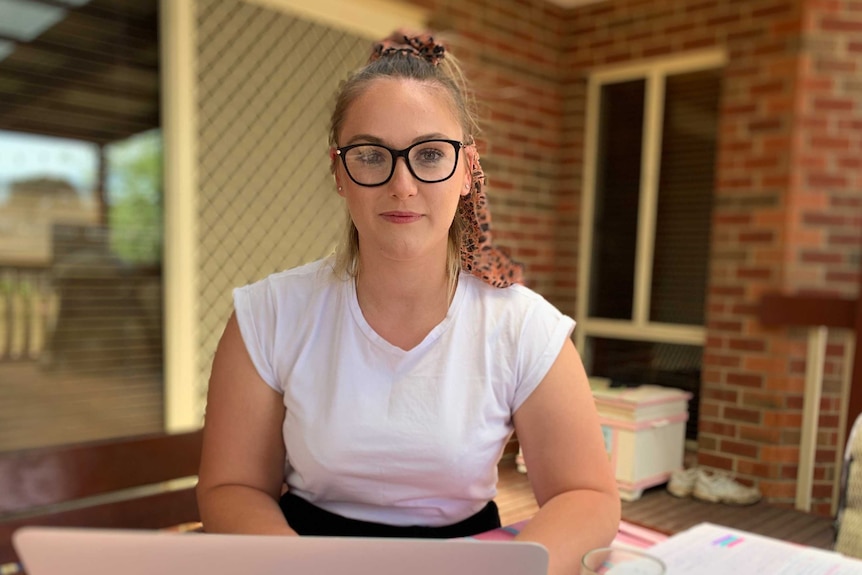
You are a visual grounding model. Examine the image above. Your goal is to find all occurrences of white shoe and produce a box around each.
[693,470,762,505]
[515,449,527,474]
[667,467,698,498]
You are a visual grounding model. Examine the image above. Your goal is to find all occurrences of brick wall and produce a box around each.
[558,0,860,514]
[794,0,862,302]
[409,0,569,302]
[789,0,862,514]
[561,0,785,505]
[409,0,861,513]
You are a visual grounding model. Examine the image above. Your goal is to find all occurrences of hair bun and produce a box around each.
[370,30,446,67]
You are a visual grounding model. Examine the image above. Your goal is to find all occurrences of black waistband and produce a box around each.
[279,491,501,538]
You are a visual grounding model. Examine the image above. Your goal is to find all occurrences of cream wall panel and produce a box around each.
[195,0,369,414]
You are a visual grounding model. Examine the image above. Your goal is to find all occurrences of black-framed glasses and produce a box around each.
[336,139,464,187]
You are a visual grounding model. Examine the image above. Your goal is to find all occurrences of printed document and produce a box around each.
[647,522,862,575]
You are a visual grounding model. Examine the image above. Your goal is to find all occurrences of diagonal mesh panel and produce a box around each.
[196,0,367,409]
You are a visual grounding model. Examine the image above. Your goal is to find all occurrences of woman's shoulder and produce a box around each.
[460,273,572,328]
[461,272,551,306]
[237,256,339,296]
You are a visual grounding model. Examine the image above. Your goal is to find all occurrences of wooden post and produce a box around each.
[759,293,859,444]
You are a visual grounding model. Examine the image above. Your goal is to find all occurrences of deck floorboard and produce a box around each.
[495,457,835,549]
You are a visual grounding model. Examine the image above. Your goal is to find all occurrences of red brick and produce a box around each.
[812,96,856,111]
[701,421,737,437]
[739,425,781,444]
[727,372,764,388]
[759,481,797,498]
[821,17,862,31]
[728,338,767,352]
[761,445,800,463]
[704,353,742,368]
[764,411,802,427]
[741,391,784,409]
[724,406,762,424]
[696,452,734,471]
[737,460,777,478]
[719,439,759,458]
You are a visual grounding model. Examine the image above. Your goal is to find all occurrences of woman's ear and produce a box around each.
[330,147,346,196]
[461,149,474,196]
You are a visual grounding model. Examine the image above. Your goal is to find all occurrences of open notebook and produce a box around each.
[14,526,549,575]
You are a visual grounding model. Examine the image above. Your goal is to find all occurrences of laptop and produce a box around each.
[13,526,549,575]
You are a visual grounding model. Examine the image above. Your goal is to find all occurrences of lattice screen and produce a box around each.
[196,0,367,408]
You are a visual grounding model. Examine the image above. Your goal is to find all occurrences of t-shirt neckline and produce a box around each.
[347,272,468,355]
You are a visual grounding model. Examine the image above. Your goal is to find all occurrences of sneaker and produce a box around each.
[692,470,762,505]
[515,448,527,474]
[667,467,699,498]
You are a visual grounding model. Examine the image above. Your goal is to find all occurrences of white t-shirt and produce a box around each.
[233,256,575,527]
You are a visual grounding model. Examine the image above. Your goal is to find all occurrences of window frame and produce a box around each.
[576,50,727,355]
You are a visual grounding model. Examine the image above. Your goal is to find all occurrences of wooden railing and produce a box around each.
[0,430,203,567]
[0,266,54,362]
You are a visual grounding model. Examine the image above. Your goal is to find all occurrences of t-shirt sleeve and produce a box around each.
[232,281,282,393]
[511,296,576,412]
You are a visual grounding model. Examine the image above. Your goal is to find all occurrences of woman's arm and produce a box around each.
[196,312,297,535]
[512,338,621,575]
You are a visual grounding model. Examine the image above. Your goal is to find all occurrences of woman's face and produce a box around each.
[334,77,470,268]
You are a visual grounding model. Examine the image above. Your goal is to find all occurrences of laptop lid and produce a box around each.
[14,526,549,575]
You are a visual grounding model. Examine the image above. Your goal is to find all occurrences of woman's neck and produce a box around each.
[356,254,450,309]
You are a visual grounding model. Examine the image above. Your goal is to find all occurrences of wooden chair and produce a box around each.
[0,430,203,567]
[835,412,862,559]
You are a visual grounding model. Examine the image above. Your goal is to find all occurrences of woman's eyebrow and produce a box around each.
[343,134,385,146]
[410,133,451,144]
[343,133,456,147]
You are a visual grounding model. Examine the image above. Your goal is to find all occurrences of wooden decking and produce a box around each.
[619,485,835,548]
[495,456,836,549]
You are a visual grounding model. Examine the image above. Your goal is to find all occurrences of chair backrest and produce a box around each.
[0,430,203,566]
[835,412,862,559]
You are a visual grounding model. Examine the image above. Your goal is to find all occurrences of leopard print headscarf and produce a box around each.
[371,32,525,288]
[459,145,524,288]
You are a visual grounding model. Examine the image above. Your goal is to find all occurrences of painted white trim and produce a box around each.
[576,49,726,358]
[589,49,727,83]
[797,326,828,512]
[579,319,706,346]
[161,0,200,432]
[242,0,427,39]
[576,76,602,353]
[633,71,664,325]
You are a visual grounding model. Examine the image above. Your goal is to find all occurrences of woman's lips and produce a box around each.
[380,211,422,223]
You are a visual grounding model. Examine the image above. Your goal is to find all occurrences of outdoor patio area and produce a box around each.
[494,455,836,550]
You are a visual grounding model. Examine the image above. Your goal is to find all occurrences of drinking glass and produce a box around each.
[581,546,666,575]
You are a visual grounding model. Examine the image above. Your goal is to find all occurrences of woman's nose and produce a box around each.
[388,157,417,198]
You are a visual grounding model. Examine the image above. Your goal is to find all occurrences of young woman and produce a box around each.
[197,31,620,575]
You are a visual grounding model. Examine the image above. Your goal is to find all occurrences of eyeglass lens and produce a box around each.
[342,140,458,186]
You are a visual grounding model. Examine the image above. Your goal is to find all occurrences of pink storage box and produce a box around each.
[591,383,692,502]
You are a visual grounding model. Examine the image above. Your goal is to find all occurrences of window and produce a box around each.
[0,0,162,451]
[577,53,725,440]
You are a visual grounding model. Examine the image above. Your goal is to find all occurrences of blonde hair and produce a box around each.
[330,41,479,292]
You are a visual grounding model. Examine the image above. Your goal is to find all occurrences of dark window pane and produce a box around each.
[586,336,701,440]
[589,79,644,320]
[650,69,721,325]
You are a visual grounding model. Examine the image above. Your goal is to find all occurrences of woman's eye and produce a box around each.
[354,150,385,165]
[415,148,444,164]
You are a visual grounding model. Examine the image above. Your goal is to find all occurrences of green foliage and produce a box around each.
[107,130,162,264]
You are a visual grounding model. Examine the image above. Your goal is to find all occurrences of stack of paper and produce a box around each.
[648,523,862,575]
